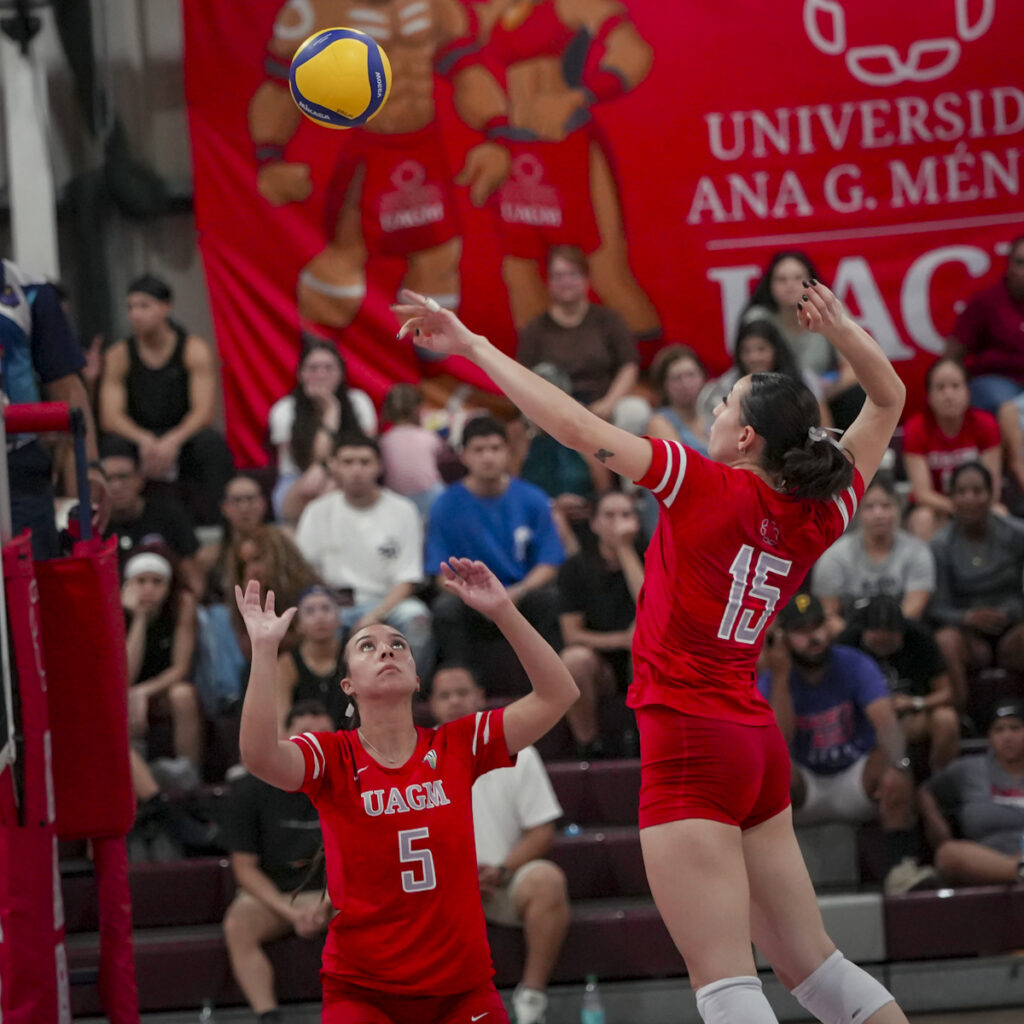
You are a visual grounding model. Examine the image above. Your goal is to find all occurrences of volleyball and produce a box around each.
[289,27,392,129]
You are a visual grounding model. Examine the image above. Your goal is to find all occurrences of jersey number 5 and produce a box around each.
[399,827,437,893]
[717,544,792,644]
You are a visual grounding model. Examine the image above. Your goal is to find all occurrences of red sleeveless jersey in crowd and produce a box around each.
[289,710,512,995]
[630,438,865,725]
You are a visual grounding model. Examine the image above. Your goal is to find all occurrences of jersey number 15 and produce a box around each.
[717,544,792,645]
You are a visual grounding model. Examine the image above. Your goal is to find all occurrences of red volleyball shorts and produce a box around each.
[322,975,509,1024]
[636,705,791,830]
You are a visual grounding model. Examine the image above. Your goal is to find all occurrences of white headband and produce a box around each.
[124,552,173,582]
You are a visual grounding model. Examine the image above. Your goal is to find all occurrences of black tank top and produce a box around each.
[126,324,191,435]
[289,647,354,729]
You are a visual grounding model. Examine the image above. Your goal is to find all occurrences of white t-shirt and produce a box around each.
[472,745,562,866]
[294,488,422,605]
[268,390,378,478]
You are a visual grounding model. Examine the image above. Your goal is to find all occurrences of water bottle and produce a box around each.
[197,998,216,1022]
[581,974,605,1024]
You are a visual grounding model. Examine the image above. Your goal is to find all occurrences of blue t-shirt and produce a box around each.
[1,259,84,458]
[425,478,565,585]
[758,644,889,775]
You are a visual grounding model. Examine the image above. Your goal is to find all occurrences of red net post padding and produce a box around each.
[33,537,133,839]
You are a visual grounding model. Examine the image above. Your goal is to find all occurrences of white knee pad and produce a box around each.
[695,975,778,1024]
[791,950,895,1024]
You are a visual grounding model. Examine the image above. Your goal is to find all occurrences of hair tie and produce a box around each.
[808,425,845,450]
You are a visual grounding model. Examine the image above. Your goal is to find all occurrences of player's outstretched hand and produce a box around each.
[796,279,851,338]
[440,558,512,619]
[234,580,297,648]
[391,290,482,359]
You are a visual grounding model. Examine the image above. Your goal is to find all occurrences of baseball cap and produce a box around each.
[990,700,1024,725]
[777,592,825,631]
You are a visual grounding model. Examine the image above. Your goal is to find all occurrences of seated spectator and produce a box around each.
[101,436,203,592]
[295,434,431,673]
[224,524,320,660]
[812,473,935,636]
[268,337,377,524]
[99,274,235,524]
[945,235,1024,413]
[428,667,569,1024]
[929,461,1024,716]
[122,546,201,790]
[276,586,356,730]
[379,382,445,519]
[903,357,1002,541]
[221,700,334,1024]
[760,594,936,894]
[741,251,863,428]
[919,700,1024,886]
[646,344,710,452]
[427,416,564,687]
[517,245,645,429]
[558,491,644,758]
[698,319,830,428]
[197,473,269,602]
[841,596,959,773]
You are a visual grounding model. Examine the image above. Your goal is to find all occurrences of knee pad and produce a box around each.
[695,975,778,1024]
[791,950,895,1024]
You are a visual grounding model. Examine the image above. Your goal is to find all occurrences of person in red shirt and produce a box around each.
[394,282,909,1024]
[234,558,578,1024]
[903,357,1002,541]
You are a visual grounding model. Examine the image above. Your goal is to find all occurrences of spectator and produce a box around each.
[517,245,644,428]
[646,344,710,452]
[928,461,1024,715]
[903,357,1002,541]
[946,235,1024,413]
[1,257,108,558]
[122,546,202,791]
[841,595,960,773]
[99,274,235,524]
[221,700,334,1024]
[558,491,644,758]
[276,586,356,729]
[759,593,936,894]
[429,666,569,1024]
[295,434,431,673]
[379,382,445,519]
[197,473,270,603]
[919,700,1024,886]
[426,416,564,685]
[224,524,320,660]
[101,436,203,594]
[741,251,863,428]
[811,473,935,636]
[268,338,377,524]
[699,319,830,428]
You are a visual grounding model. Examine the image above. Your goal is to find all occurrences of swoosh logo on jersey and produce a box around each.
[356,766,370,774]
[470,1015,489,1022]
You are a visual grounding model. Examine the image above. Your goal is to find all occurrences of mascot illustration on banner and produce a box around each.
[448,0,661,339]
[248,0,512,329]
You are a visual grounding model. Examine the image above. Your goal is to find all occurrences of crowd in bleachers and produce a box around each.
[18,234,1024,1020]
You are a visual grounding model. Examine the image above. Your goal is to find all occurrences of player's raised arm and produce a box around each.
[798,280,906,483]
[438,558,578,754]
[236,581,306,791]
[393,291,653,483]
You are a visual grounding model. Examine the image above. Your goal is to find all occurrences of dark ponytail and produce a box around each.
[740,373,854,502]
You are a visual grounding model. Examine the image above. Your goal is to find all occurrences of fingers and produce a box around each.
[265,589,276,614]
[395,316,425,340]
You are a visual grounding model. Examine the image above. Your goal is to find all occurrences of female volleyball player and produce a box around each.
[235,557,577,1024]
[394,282,910,1024]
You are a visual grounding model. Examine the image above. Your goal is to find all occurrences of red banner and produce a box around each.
[184,1,1024,466]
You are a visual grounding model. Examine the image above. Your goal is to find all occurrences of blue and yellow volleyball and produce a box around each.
[289,28,392,130]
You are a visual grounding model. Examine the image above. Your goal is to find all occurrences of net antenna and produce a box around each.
[0,407,17,778]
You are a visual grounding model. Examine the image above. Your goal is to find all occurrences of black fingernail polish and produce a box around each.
[415,328,420,336]
[802,280,809,288]
[802,294,809,302]
[797,301,803,309]
[810,278,818,285]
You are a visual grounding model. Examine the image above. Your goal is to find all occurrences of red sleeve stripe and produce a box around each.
[291,732,325,780]
[472,710,492,755]
[650,440,687,507]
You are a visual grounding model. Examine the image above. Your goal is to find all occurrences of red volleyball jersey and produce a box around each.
[630,439,864,724]
[289,710,512,995]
